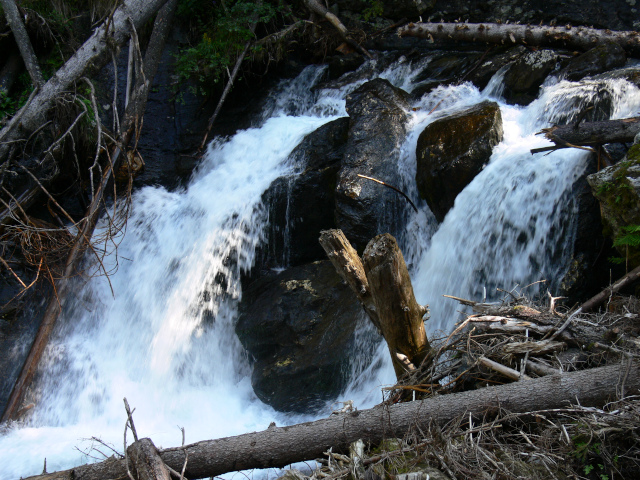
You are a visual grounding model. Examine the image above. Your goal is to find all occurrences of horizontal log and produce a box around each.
[538,117,640,149]
[23,362,639,480]
[398,22,640,57]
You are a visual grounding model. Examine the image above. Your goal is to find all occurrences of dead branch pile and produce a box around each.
[280,293,640,480]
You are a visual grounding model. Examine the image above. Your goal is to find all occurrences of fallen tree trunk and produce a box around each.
[320,230,430,378]
[0,0,169,160]
[531,116,640,154]
[398,22,640,57]
[0,0,177,424]
[362,233,431,377]
[23,362,639,480]
[127,438,171,480]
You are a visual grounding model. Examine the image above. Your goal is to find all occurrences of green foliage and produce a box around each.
[363,0,384,21]
[614,224,640,248]
[174,0,282,94]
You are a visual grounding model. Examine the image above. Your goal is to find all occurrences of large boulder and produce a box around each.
[236,260,362,413]
[254,117,350,275]
[558,42,626,82]
[415,101,503,223]
[587,142,640,268]
[503,49,559,105]
[335,78,411,251]
[466,46,527,91]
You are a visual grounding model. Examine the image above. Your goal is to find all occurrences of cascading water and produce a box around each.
[1,53,639,479]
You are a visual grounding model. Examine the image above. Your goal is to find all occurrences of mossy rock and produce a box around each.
[587,149,640,267]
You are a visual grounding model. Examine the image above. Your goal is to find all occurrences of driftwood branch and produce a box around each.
[398,22,640,57]
[22,362,640,480]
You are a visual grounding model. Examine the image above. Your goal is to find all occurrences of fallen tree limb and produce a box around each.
[0,0,177,424]
[531,116,640,154]
[398,22,640,57]
[0,0,169,159]
[22,362,639,480]
[579,263,640,313]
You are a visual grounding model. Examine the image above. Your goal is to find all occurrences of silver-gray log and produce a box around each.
[24,361,639,480]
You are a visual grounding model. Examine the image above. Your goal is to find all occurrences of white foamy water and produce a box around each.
[1,57,640,479]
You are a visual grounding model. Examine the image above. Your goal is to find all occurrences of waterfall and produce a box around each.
[1,55,639,479]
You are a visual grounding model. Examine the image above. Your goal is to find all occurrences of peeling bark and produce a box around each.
[398,22,640,57]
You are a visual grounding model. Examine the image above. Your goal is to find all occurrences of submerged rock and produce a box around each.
[415,100,503,222]
[503,49,559,105]
[335,78,411,251]
[236,260,362,413]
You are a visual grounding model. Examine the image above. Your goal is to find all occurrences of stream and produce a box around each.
[1,54,639,479]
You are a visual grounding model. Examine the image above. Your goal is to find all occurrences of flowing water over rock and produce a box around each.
[1,56,639,479]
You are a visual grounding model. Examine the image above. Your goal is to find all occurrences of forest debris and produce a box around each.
[502,339,566,356]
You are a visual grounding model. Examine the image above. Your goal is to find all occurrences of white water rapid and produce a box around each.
[1,56,639,479]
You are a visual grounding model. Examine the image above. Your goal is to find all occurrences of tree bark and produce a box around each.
[362,233,431,378]
[21,362,640,480]
[319,229,381,332]
[0,0,177,424]
[398,23,640,57]
[0,0,44,87]
[532,116,640,153]
[127,438,171,480]
[0,0,169,159]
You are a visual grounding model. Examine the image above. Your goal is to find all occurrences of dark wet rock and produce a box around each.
[255,117,350,273]
[409,51,482,97]
[593,67,640,88]
[466,46,527,90]
[236,260,361,413]
[503,49,559,105]
[335,78,411,251]
[588,142,640,268]
[315,52,404,91]
[326,54,365,81]
[558,42,626,83]
[558,161,609,302]
[416,100,503,222]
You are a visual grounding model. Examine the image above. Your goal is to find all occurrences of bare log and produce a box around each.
[362,233,431,378]
[532,117,640,154]
[579,263,640,313]
[0,0,177,424]
[22,362,640,480]
[319,229,381,332]
[0,0,44,87]
[127,438,171,480]
[398,22,640,57]
[0,0,169,159]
